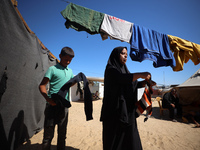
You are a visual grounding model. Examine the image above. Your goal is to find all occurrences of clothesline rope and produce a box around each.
[61,0,70,3]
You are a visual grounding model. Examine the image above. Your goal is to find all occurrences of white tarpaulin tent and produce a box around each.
[176,69,200,105]
[177,69,200,88]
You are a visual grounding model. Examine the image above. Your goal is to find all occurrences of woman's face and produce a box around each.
[119,48,127,65]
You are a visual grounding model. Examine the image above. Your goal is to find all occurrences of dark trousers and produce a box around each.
[164,103,182,119]
[42,104,69,150]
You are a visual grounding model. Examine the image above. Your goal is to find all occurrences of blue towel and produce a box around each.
[130,24,176,68]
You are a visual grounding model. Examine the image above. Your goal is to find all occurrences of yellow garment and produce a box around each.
[168,35,200,71]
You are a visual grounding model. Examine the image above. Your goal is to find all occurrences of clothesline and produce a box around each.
[61,3,200,72]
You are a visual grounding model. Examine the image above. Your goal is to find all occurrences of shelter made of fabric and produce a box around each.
[176,69,200,105]
[0,0,57,149]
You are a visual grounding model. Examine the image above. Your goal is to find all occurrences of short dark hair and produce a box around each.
[60,47,74,57]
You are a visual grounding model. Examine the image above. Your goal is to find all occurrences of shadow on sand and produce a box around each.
[72,98,102,103]
[16,143,80,150]
[149,106,183,122]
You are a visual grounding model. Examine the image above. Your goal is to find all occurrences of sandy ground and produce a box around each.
[17,99,200,150]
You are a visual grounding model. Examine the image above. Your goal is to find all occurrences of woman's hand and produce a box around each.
[150,80,157,86]
[141,72,151,80]
[133,72,151,81]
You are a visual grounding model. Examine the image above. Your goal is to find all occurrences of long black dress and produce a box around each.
[100,47,143,150]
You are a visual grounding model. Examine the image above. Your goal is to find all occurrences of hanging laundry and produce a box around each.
[100,14,133,43]
[61,3,104,35]
[130,24,176,69]
[135,80,153,122]
[168,35,200,71]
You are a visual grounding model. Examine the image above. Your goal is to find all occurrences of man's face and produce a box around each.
[171,89,177,97]
[119,48,127,65]
[59,54,73,67]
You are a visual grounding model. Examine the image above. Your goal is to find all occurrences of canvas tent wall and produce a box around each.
[175,69,200,105]
[0,0,57,149]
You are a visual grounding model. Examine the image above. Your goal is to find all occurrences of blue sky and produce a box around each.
[18,0,200,86]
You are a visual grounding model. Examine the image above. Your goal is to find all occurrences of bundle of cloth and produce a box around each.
[51,72,93,121]
[135,79,153,122]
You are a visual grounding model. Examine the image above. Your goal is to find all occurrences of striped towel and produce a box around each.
[136,80,153,122]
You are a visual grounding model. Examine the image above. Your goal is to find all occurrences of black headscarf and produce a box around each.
[106,46,129,74]
[100,46,138,125]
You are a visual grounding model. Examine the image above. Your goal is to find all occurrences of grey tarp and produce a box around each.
[0,0,57,149]
[176,69,200,105]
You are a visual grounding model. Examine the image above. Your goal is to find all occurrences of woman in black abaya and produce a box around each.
[100,46,153,150]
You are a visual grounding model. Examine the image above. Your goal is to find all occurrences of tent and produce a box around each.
[0,1,102,149]
[0,0,57,149]
[175,69,200,105]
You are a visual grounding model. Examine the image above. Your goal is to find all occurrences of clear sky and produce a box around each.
[17,0,200,86]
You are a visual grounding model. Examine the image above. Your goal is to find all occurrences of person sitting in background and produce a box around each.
[94,91,100,100]
[162,88,182,122]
